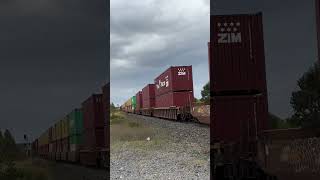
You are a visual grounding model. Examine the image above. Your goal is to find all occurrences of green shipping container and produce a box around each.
[69,109,83,137]
[131,96,137,110]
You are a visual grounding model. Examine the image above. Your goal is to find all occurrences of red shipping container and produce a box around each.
[210,94,268,144]
[82,94,104,129]
[102,83,110,125]
[83,128,105,149]
[208,42,211,79]
[142,84,155,108]
[210,13,267,94]
[101,83,110,149]
[316,0,320,61]
[154,66,193,96]
[136,91,143,111]
[155,91,194,108]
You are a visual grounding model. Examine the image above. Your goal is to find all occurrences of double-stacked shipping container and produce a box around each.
[135,91,143,114]
[38,129,49,159]
[68,109,83,162]
[141,84,155,116]
[209,13,268,160]
[80,94,105,166]
[153,66,194,120]
[102,83,110,167]
[61,116,70,161]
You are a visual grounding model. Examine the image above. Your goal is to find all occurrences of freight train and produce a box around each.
[32,83,110,168]
[120,66,210,125]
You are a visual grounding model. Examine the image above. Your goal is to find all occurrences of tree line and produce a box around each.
[0,129,19,161]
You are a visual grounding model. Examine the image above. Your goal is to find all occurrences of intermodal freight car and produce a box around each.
[121,66,210,125]
[32,83,110,168]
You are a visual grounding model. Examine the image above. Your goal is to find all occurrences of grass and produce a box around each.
[14,159,50,180]
[110,110,169,151]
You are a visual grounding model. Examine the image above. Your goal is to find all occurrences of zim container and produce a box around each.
[210,94,268,145]
[155,91,194,108]
[136,91,143,111]
[82,94,104,129]
[142,84,155,109]
[210,13,267,94]
[154,66,193,96]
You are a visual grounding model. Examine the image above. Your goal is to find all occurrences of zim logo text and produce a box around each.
[217,22,242,44]
[178,68,186,76]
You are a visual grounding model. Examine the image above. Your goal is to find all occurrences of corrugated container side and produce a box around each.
[155,91,194,108]
[102,83,110,149]
[82,94,104,129]
[154,66,193,96]
[131,96,136,110]
[136,91,143,111]
[142,84,155,108]
[208,42,211,79]
[61,116,69,139]
[83,128,105,149]
[52,125,56,142]
[210,94,268,145]
[102,83,110,125]
[317,0,320,61]
[70,134,83,150]
[56,120,62,140]
[210,13,267,94]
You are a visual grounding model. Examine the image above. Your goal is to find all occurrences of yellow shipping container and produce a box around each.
[56,119,62,140]
[38,129,49,146]
[52,124,56,141]
[61,116,70,138]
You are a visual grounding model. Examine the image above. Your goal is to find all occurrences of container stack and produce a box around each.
[80,94,105,166]
[131,96,136,113]
[154,66,194,108]
[38,129,49,159]
[135,91,143,115]
[68,109,83,162]
[55,120,62,161]
[141,84,155,116]
[316,0,320,61]
[102,83,110,149]
[61,117,70,161]
[209,13,269,156]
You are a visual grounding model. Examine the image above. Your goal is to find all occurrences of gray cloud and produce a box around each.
[0,0,108,142]
[111,0,210,106]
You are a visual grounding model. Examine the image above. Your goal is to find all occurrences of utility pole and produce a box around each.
[23,134,31,157]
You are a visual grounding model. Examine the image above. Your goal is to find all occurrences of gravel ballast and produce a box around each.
[110,113,210,180]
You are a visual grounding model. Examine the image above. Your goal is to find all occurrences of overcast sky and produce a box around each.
[111,0,317,119]
[0,0,109,142]
[111,0,210,107]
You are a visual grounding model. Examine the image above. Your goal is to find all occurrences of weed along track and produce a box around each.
[110,111,210,179]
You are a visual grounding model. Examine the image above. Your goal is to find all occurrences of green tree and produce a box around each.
[290,62,320,128]
[200,82,210,104]
[268,113,295,129]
